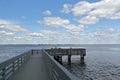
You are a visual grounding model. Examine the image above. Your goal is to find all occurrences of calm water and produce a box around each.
[0,45,44,62]
[62,44,120,80]
[0,44,120,80]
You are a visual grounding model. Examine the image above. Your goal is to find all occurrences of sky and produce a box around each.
[0,0,120,44]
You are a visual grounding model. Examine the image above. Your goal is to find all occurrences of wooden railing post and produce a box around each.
[2,68,6,80]
[68,55,71,65]
[68,48,72,65]
[17,58,19,69]
[12,62,15,73]
[0,50,33,80]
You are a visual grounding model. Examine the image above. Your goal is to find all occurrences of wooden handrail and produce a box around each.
[0,50,32,80]
[42,49,80,80]
[0,49,82,80]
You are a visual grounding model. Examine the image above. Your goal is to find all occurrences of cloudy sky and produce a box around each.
[0,0,120,44]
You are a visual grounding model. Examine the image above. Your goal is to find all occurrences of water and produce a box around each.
[0,45,45,63]
[62,44,120,80]
[0,44,120,80]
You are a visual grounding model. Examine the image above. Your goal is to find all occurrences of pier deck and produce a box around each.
[0,49,82,80]
[11,53,50,80]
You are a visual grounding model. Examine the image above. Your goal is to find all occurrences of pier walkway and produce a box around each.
[0,49,84,80]
[11,53,50,80]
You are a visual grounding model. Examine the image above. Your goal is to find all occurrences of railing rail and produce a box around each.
[0,49,80,80]
[0,50,32,80]
[42,49,80,80]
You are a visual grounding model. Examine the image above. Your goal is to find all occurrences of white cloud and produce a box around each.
[13,36,23,40]
[88,0,120,19]
[38,16,86,37]
[41,30,60,35]
[28,32,44,37]
[5,32,15,36]
[0,31,15,37]
[108,28,117,33]
[37,17,70,27]
[42,10,52,16]
[90,27,119,42]
[65,24,85,36]
[41,30,62,40]
[61,0,120,25]
[61,4,72,14]
[0,19,31,32]
[4,25,31,32]
[0,31,6,36]
[78,16,99,25]
[72,1,93,16]
[64,27,120,44]
[12,36,34,43]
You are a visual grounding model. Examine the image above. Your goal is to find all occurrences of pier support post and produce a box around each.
[80,49,86,63]
[68,48,72,65]
[68,55,71,65]
[56,56,59,61]
[80,56,84,63]
[31,50,33,55]
[58,56,62,64]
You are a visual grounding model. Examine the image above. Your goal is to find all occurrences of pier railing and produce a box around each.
[0,50,32,80]
[42,50,79,80]
[45,48,86,64]
[0,49,80,80]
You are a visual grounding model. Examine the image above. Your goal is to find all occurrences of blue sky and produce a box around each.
[0,0,120,44]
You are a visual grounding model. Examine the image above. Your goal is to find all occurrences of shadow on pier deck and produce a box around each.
[12,53,50,80]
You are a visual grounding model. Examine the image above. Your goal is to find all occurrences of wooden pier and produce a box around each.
[45,48,86,65]
[0,49,80,80]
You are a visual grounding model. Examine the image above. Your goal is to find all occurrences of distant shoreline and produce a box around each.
[0,44,120,46]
